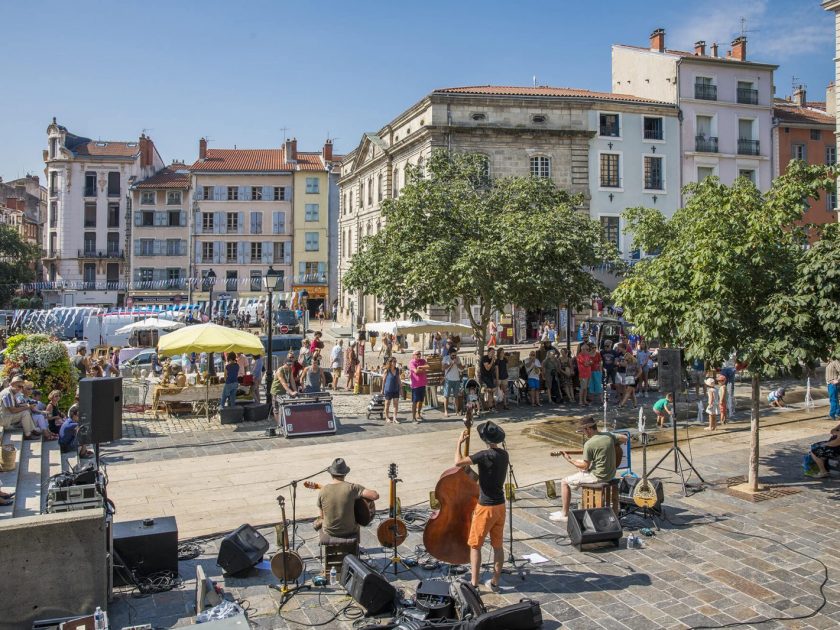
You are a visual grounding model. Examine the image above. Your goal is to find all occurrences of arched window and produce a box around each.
[393,167,399,198]
[349,191,354,211]
[377,172,383,202]
[367,177,373,205]
[360,180,365,207]
[530,155,551,178]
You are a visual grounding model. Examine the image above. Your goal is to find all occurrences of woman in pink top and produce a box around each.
[576,344,593,406]
[408,350,428,422]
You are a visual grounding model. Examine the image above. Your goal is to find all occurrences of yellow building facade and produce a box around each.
[291,151,331,313]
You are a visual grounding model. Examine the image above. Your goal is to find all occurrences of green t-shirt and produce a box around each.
[653,398,670,412]
[582,432,617,481]
[317,481,364,538]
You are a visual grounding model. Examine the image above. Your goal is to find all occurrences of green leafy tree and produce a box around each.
[0,226,39,307]
[613,162,835,490]
[343,150,620,354]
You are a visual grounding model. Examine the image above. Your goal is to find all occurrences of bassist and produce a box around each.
[315,458,379,540]
[453,421,508,593]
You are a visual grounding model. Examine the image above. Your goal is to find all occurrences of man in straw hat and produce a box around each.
[453,420,508,592]
[551,416,628,523]
[315,458,379,540]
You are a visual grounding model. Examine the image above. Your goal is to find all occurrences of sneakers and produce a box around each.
[804,470,829,479]
[483,579,500,593]
[549,510,568,522]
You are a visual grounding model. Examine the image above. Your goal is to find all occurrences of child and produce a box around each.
[768,387,787,408]
[653,393,674,428]
[717,374,729,424]
[58,407,80,472]
[704,376,720,431]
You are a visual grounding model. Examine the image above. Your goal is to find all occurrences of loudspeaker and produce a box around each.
[567,507,623,550]
[619,476,665,510]
[78,376,123,443]
[340,554,396,615]
[217,524,269,575]
[657,348,683,394]
[471,599,543,629]
[113,516,178,586]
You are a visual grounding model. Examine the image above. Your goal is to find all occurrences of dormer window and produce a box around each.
[471,112,487,122]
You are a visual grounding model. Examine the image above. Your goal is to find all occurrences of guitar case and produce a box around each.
[469,599,543,629]
[450,580,486,620]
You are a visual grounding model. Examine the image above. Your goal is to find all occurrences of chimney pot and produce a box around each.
[731,36,746,61]
[710,42,718,57]
[322,139,333,162]
[650,28,665,53]
[793,85,807,107]
[694,40,706,56]
[199,137,207,160]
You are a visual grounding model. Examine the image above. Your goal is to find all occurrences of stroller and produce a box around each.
[367,393,386,420]
[463,378,482,418]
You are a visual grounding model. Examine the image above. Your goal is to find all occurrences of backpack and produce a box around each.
[803,453,819,475]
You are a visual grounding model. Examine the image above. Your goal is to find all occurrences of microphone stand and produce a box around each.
[276,466,330,549]
[501,442,526,581]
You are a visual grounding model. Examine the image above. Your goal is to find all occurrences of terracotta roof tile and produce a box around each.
[135,165,191,189]
[294,152,327,171]
[773,103,834,126]
[433,85,672,105]
[615,44,777,68]
[189,148,293,172]
[73,140,140,158]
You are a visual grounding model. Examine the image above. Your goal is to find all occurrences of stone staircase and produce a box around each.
[0,428,67,520]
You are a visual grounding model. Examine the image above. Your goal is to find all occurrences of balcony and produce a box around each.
[737,87,758,105]
[77,249,125,259]
[294,273,327,285]
[738,139,760,156]
[695,136,719,153]
[43,249,59,259]
[694,84,717,100]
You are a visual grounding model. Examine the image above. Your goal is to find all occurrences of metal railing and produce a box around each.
[737,88,758,104]
[643,128,663,140]
[293,273,327,285]
[694,84,717,100]
[695,136,719,152]
[78,249,125,259]
[599,124,619,137]
[738,139,760,155]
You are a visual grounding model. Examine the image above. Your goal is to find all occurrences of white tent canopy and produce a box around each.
[364,319,474,336]
[115,317,186,335]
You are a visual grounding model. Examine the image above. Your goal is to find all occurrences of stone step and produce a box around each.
[43,438,62,513]
[13,436,43,518]
[0,428,24,519]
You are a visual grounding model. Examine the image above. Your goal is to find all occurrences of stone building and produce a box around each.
[0,175,44,248]
[823,0,840,221]
[42,120,163,307]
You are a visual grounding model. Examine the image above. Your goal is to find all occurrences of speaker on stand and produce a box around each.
[78,376,123,444]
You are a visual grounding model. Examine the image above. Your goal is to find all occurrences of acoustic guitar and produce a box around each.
[376,463,408,548]
[550,438,624,467]
[270,496,303,582]
[632,431,658,508]
[302,481,376,527]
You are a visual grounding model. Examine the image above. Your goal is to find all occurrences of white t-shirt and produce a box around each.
[442,355,461,381]
[526,358,542,379]
[330,345,343,369]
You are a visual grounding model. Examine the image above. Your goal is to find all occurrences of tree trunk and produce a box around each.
[748,373,760,491]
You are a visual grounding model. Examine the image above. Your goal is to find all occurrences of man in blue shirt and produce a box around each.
[220,352,240,408]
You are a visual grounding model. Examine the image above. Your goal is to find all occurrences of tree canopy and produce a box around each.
[0,225,39,308]
[343,150,620,350]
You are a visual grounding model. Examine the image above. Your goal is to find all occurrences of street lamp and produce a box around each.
[263,266,283,396]
[206,268,216,375]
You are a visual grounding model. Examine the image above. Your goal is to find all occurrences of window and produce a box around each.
[600,217,620,250]
[250,211,262,234]
[306,177,320,194]
[139,239,154,256]
[599,113,620,137]
[738,119,758,155]
[392,168,399,198]
[694,76,716,100]
[273,242,289,264]
[227,186,238,201]
[377,172,383,202]
[168,211,181,227]
[164,239,180,256]
[827,186,837,211]
[49,263,56,282]
[140,211,154,226]
[737,81,758,104]
[643,117,663,140]
[84,202,97,227]
[273,186,286,201]
[141,191,155,205]
[600,154,620,188]
[350,191,355,209]
[107,203,119,228]
[738,169,756,184]
[83,263,96,285]
[471,112,487,121]
[203,186,213,200]
[826,146,837,165]
[139,268,154,283]
[107,232,119,255]
[49,137,57,159]
[250,270,262,292]
[305,232,320,251]
[367,177,373,205]
[226,212,239,233]
[530,156,551,178]
[106,263,119,285]
[644,156,663,190]
[810,129,821,141]
[202,212,214,232]
[250,242,262,261]
[272,212,286,234]
[305,204,320,221]
[251,186,262,201]
[84,232,96,254]
[107,172,120,197]
[49,202,57,228]
[201,242,213,263]
[360,180,365,207]
[166,191,181,205]
[792,144,807,161]
[225,242,237,262]
[697,166,715,181]
[695,115,716,152]
[85,172,97,197]
[225,270,238,292]
[167,268,182,282]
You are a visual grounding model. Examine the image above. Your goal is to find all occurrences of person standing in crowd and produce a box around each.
[479,347,497,412]
[236,353,249,378]
[431,332,443,355]
[704,376,720,430]
[542,349,560,404]
[300,358,326,393]
[547,323,557,344]
[71,346,89,377]
[487,320,498,347]
[442,349,464,418]
[635,341,651,399]
[252,354,263,403]
[382,357,402,424]
[558,348,575,403]
[576,344,593,406]
[588,345,603,403]
[409,350,429,422]
[690,357,705,399]
[220,352,240,408]
[716,373,728,425]
[311,331,325,356]
[601,341,617,402]
[524,350,543,407]
[826,356,840,422]
[618,352,640,408]
[496,347,510,410]
[344,341,359,392]
[317,304,325,328]
[330,340,344,391]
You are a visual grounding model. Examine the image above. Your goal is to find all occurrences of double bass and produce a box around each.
[422,408,480,565]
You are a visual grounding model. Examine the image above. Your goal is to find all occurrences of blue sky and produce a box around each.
[0,0,834,178]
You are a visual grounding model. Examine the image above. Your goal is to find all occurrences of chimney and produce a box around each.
[284,138,297,162]
[731,36,746,61]
[827,82,836,116]
[793,85,807,107]
[322,139,333,162]
[694,40,706,56]
[139,134,152,168]
[199,137,207,160]
[710,42,718,57]
[650,28,665,53]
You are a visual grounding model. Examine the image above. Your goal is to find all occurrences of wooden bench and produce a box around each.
[156,384,226,419]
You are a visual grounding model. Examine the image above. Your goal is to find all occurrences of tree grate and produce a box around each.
[719,475,802,502]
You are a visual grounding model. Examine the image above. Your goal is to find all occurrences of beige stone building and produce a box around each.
[823,0,840,220]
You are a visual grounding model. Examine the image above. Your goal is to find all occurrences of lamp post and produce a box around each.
[264,266,283,397]
[206,268,216,376]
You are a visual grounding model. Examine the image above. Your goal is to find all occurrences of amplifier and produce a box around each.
[113,516,179,586]
[276,394,336,438]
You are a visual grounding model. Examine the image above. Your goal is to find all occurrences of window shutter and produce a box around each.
[133,269,141,282]
[133,239,140,255]
[285,244,291,265]
[214,186,223,201]
[214,241,221,263]
[278,212,286,234]
[237,185,246,201]
[180,211,187,226]
[257,212,263,234]
[318,262,325,274]
[298,261,305,275]
[195,245,201,264]
[262,185,271,201]
[263,241,273,263]
[238,211,244,235]
[134,212,141,226]
[272,212,280,234]
[215,212,223,234]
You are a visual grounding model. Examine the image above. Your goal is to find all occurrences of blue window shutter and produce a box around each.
[134,212,141,226]
[214,186,223,201]
[264,241,273,263]
[215,212,223,234]
[257,212,263,234]
[239,185,247,200]
[194,245,201,264]
[214,241,221,263]
[239,241,246,264]
[180,211,187,227]
[272,212,279,234]
[278,212,285,233]
[299,261,305,275]
[238,211,244,235]
[262,185,271,201]
[285,244,291,265]
[133,239,140,255]
[318,262,325,274]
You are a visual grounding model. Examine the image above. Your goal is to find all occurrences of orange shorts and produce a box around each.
[467,503,506,549]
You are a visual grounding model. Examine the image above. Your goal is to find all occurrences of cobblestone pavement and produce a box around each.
[108,428,840,629]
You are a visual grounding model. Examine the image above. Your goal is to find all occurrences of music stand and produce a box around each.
[647,389,705,497]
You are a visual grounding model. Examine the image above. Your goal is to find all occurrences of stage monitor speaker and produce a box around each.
[217,524,269,575]
[657,348,683,394]
[113,516,178,586]
[567,507,623,550]
[78,376,123,444]
[340,554,396,615]
[471,599,543,630]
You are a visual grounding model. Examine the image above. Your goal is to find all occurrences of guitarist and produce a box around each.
[551,416,628,524]
[453,421,508,593]
[315,458,379,540]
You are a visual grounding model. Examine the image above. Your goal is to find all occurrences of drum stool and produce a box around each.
[319,531,360,573]
[579,479,620,517]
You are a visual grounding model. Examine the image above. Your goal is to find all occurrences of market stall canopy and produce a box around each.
[115,317,185,335]
[157,323,264,357]
[364,319,474,336]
